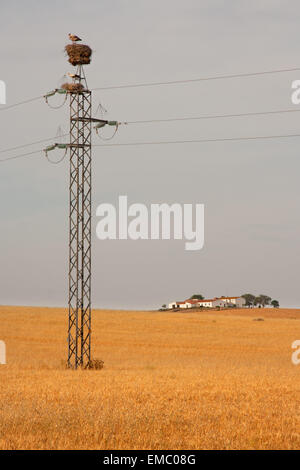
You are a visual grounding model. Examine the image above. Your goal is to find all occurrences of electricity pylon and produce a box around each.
[44,47,118,369]
[68,65,92,369]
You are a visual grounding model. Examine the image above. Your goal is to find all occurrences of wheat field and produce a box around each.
[0,306,299,450]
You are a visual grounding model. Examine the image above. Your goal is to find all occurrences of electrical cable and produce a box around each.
[93,132,300,147]
[1,66,299,111]
[91,67,300,91]
[124,108,300,125]
[0,134,68,154]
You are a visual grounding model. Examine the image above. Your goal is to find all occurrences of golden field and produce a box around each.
[0,306,299,450]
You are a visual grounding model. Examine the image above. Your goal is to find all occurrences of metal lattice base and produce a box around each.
[68,71,92,369]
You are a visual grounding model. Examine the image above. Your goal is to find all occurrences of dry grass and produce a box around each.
[0,306,299,450]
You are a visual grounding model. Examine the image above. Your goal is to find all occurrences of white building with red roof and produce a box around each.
[168,296,245,309]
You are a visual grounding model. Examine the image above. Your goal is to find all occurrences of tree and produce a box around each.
[271,299,279,308]
[161,304,166,309]
[242,293,256,308]
[254,296,261,307]
[255,295,272,308]
[189,294,204,300]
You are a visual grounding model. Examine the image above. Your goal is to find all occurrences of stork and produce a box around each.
[68,72,82,80]
[68,33,82,43]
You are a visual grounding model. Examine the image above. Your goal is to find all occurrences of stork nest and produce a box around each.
[65,44,92,66]
[61,82,85,93]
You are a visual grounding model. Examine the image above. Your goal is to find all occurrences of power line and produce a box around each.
[2,132,300,163]
[0,149,41,163]
[0,95,44,112]
[92,67,300,91]
[0,134,68,154]
[0,66,299,112]
[45,148,68,165]
[94,132,300,147]
[125,108,300,125]
[3,107,300,156]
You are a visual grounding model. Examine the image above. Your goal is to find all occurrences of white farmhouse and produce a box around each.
[168,295,246,309]
[168,301,187,309]
[219,296,246,308]
[197,298,226,308]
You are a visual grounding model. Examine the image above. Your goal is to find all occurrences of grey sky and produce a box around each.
[0,0,299,309]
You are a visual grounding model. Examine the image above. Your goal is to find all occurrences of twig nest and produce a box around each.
[65,44,92,66]
[61,82,85,93]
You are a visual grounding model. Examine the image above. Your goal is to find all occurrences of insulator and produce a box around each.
[44,90,57,98]
[56,143,68,149]
[45,145,56,152]
[94,120,108,129]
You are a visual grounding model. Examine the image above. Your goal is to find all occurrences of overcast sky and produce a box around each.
[0,0,300,309]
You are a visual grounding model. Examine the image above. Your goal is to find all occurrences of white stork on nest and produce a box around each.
[68,33,82,43]
[68,72,81,80]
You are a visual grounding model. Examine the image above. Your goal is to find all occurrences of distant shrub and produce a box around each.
[85,359,104,370]
[63,358,104,370]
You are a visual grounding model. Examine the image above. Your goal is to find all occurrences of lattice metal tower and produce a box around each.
[67,65,92,369]
[44,43,116,368]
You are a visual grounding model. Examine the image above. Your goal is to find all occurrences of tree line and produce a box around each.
[242,294,279,308]
[189,294,280,308]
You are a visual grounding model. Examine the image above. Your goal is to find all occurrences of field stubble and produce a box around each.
[0,306,299,449]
